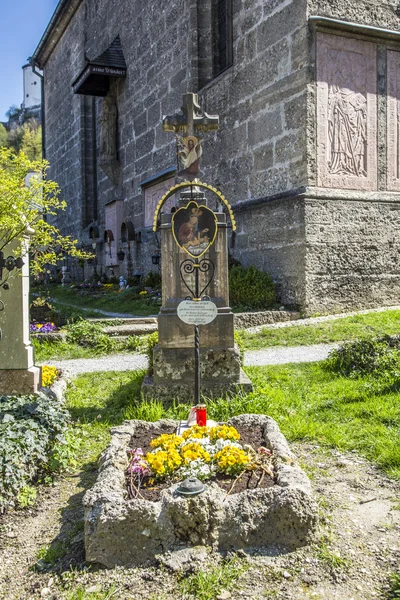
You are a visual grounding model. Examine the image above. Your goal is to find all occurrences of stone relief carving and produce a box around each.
[327,84,367,177]
[99,94,120,185]
[317,34,377,191]
[387,51,400,191]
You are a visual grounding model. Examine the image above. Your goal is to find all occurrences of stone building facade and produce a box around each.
[32,0,400,313]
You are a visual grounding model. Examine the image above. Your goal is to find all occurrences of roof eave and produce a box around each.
[31,0,83,69]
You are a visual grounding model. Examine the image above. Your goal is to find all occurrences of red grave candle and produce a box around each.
[196,404,207,426]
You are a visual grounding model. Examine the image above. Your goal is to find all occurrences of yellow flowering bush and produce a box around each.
[144,424,252,481]
[209,425,240,442]
[182,425,210,440]
[214,446,251,476]
[180,442,211,464]
[41,365,59,387]
[139,290,148,295]
[150,433,183,450]
[146,449,182,477]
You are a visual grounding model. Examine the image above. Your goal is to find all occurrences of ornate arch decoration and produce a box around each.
[121,220,135,242]
[152,180,236,232]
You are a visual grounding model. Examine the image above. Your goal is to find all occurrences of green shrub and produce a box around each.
[144,271,161,289]
[0,394,70,512]
[229,265,276,310]
[65,319,117,353]
[324,337,400,377]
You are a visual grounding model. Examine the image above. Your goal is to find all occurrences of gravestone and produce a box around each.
[0,232,41,395]
[142,94,252,402]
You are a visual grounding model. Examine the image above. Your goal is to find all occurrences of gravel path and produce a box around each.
[47,353,148,377]
[50,298,157,319]
[44,343,337,376]
[244,343,338,366]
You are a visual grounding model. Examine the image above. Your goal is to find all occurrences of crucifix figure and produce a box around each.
[163,93,219,180]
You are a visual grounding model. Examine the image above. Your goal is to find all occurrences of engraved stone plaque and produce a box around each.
[387,51,400,191]
[316,33,377,191]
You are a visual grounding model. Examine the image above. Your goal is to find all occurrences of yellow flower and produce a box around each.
[214,446,250,476]
[146,448,182,478]
[41,365,59,387]
[150,433,183,450]
[182,425,211,440]
[209,425,240,442]
[181,442,211,464]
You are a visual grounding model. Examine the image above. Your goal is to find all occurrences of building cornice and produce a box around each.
[309,16,400,42]
[32,0,83,69]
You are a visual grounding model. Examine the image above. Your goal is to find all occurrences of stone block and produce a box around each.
[248,108,282,147]
[257,0,306,53]
[274,131,306,165]
[254,142,274,171]
[0,366,41,396]
[153,345,241,384]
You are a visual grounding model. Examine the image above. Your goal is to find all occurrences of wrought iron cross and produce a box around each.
[162,93,219,136]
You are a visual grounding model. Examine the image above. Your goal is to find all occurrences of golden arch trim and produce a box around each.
[152,180,236,232]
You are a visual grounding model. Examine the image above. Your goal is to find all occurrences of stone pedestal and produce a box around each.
[0,236,41,395]
[142,208,252,401]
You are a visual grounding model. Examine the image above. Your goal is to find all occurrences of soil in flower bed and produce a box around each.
[127,423,275,502]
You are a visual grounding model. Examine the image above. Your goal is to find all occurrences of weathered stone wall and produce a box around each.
[44,3,87,240]
[304,195,400,313]
[302,0,400,312]
[39,0,400,311]
[233,196,306,307]
[41,0,310,298]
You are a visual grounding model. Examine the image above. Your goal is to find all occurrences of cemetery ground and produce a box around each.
[1,310,400,599]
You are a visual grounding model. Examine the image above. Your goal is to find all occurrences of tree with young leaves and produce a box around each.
[0,124,7,148]
[0,148,89,277]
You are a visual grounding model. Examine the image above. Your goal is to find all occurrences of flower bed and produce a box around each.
[30,322,57,333]
[126,424,274,502]
[84,414,318,567]
[41,365,59,388]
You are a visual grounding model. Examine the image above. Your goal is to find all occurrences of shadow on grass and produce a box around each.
[67,370,147,425]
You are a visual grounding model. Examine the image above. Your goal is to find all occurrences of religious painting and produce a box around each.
[387,51,400,191]
[172,201,218,258]
[177,135,203,180]
[316,33,377,191]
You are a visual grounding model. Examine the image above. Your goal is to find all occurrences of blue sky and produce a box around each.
[0,0,59,122]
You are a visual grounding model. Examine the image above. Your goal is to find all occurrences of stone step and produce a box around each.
[102,323,157,337]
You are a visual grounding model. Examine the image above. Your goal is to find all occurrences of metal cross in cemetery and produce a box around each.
[163,92,219,137]
[163,93,219,182]
[162,94,221,405]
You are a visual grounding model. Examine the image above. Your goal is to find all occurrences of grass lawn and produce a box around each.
[66,363,400,479]
[32,339,111,362]
[241,309,400,350]
[47,285,159,316]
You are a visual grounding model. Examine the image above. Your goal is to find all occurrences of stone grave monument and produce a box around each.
[0,231,41,395]
[142,93,252,401]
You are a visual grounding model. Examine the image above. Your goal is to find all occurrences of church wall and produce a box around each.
[39,0,400,310]
[233,197,306,308]
[304,197,400,313]
[302,0,400,311]
[44,3,87,242]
